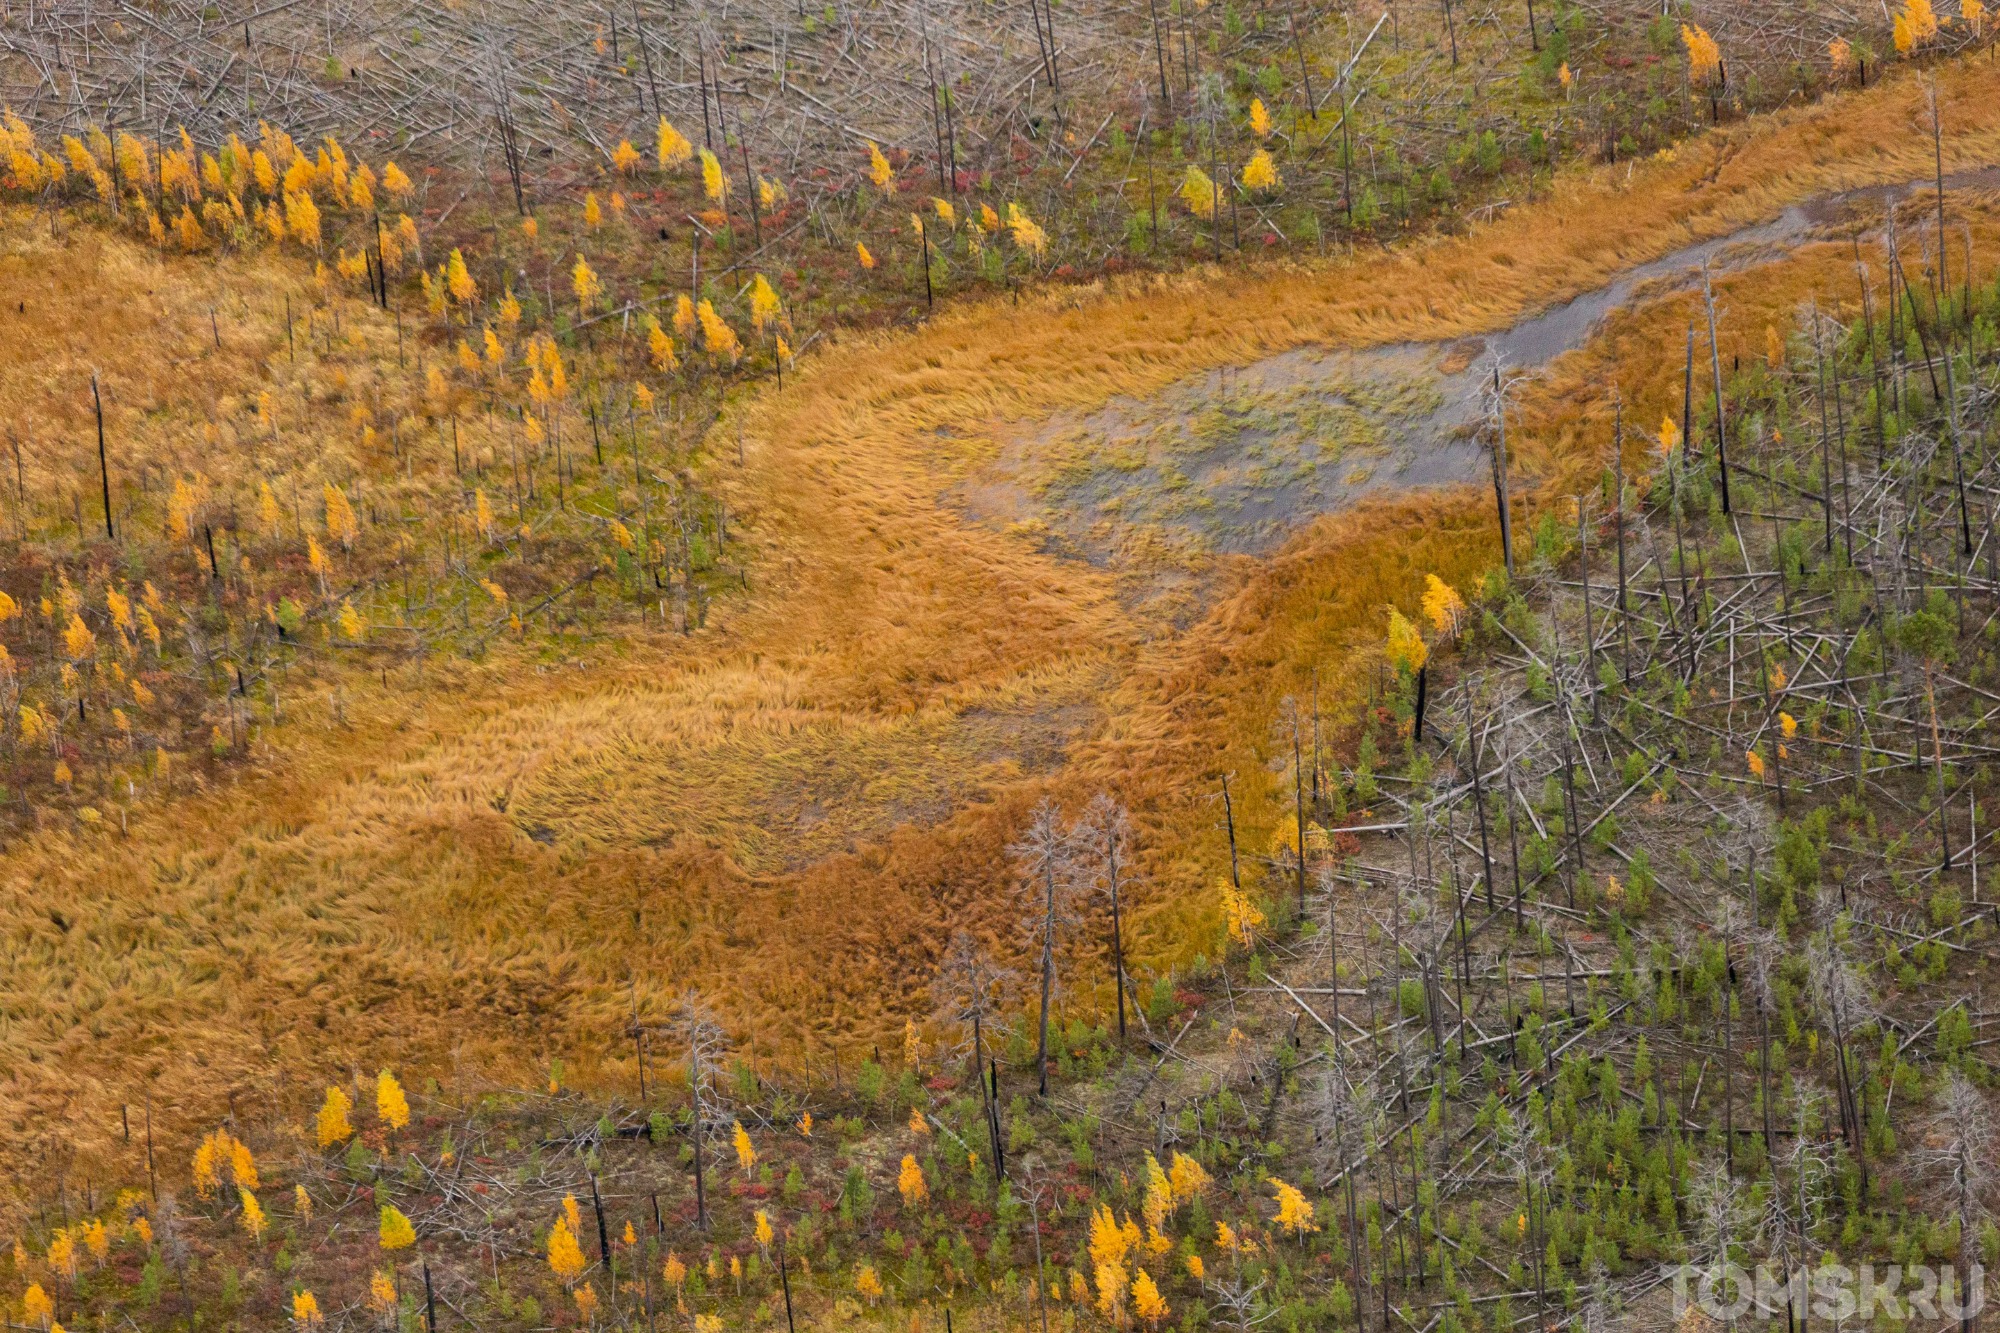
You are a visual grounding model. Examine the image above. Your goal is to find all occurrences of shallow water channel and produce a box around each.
[967,168,2000,581]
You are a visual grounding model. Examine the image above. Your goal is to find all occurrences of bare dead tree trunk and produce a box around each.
[1491,367,1514,576]
[1703,269,1732,513]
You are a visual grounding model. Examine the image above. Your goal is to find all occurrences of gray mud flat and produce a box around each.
[967,347,1454,561]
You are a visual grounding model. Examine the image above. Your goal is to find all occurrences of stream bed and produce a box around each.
[958,167,2000,602]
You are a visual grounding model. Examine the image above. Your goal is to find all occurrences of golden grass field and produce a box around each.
[8,58,2000,1189]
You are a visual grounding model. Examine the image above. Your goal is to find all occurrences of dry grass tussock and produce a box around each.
[7,58,2000,1190]
[0,224,286,447]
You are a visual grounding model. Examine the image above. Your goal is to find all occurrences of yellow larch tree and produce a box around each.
[103,586,129,638]
[315,1086,354,1146]
[1421,574,1466,638]
[648,319,679,372]
[1219,878,1265,948]
[866,140,894,191]
[572,255,603,314]
[698,301,742,364]
[748,273,783,335]
[1658,413,1682,457]
[1142,1153,1172,1232]
[445,248,477,306]
[62,614,95,663]
[239,1189,267,1241]
[1007,203,1047,257]
[281,148,314,197]
[166,475,202,542]
[733,1120,756,1173]
[1385,608,1428,675]
[1240,149,1280,193]
[542,338,569,397]
[1088,1204,1132,1269]
[1167,1151,1210,1207]
[379,1205,416,1250]
[1682,23,1722,84]
[1095,1258,1129,1326]
[284,190,321,251]
[898,1154,928,1207]
[191,1129,255,1198]
[1179,165,1218,219]
[376,1069,410,1130]
[699,148,727,201]
[1894,0,1939,51]
[1271,1178,1317,1235]
[46,1230,76,1282]
[324,484,359,551]
[657,118,693,168]
[548,1218,586,1285]
[1132,1270,1170,1326]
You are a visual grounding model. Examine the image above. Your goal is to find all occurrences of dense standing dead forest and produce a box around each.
[3,0,2000,1326]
